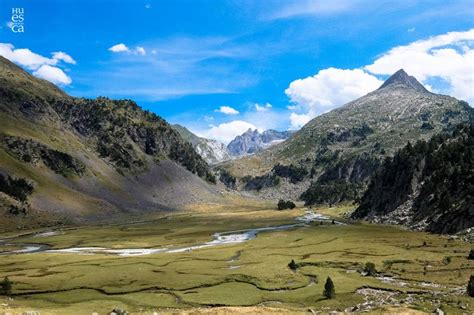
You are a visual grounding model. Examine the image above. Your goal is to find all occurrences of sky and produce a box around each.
[0,0,473,144]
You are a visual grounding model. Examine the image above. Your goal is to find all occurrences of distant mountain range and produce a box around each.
[172,125,232,165]
[227,129,295,156]
[172,126,294,164]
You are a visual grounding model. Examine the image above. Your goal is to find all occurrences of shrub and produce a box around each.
[278,200,296,210]
[0,277,12,296]
[323,276,335,299]
[364,262,377,276]
[288,259,298,271]
[442,256,452,265]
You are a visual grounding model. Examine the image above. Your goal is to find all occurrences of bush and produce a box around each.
[442,256,452,265]
[0,174,33,202]
[278,199,296,210]
[288,259,298,271]
[0,277,12,296]
[323,276,335,299]
[364,262,377,276]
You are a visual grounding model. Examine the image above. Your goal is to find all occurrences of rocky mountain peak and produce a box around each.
[378,69,429,93]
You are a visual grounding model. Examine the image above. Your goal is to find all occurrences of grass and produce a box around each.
[0,204,472,314]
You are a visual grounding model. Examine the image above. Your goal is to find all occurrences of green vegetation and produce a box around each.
[272,163,308,184]
[364,262,377,276]
[468,275,474,297]
[288,259,298,271]
[277,199,296,210]
[218,169,236,189]
[0,205,471,314]
[323,277,335,299]
[0,276,12,296]
[354,123,474,233]
[243,173,280,191]
[2,135,86,177]
[0,173,33,202]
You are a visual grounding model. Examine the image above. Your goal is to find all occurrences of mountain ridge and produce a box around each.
[220,70,473,206]
[0,57,220,231]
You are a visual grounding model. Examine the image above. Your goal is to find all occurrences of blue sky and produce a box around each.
[1,0,473,143]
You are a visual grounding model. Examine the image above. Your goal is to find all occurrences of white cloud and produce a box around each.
[255,102,272,111]
[285,67,383,115]
[33,65,72,85]
[365,29,474,104]
[135,46,146,55]
[215,105,239,115]
[0,43,55,70]
[52,51,76,64]
[202,120,257,144]
[108,43,147,55]
[145,3,151,9]
[407,27,416,33]
[108,43,130,53]
[289,112,311,130]
[0,43,74,85]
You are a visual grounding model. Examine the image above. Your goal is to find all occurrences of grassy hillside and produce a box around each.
[0,56,219,230]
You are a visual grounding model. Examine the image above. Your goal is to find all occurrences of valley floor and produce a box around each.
[0,200,472,314]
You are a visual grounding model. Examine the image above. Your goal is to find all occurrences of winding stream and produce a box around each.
[0,211,342,257]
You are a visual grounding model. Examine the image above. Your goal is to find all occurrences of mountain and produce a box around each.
[0,56,219,230]
[172,124,232,164]
[227,129,295,156]
[220,69,473,202]
[352,124,473,234]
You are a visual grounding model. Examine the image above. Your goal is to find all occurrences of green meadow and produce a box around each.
[0,204,472,314]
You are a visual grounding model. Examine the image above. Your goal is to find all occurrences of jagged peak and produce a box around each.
[378,69,429,93]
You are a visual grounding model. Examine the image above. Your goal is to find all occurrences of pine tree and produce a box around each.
[468,275,474,297]
[323,276,335,299]
[0,277,12,296]
[288,259,298,271]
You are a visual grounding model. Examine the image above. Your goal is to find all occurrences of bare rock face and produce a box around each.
[172,124,232,165]
[227,129,294,156]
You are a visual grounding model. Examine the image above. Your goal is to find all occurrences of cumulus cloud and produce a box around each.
[255,102,272,111]
[215,105,239,115]
[0,43,55,70]
[52,51,76,64]
[285,67,383,114]
[289,112,311,130]
[203,120,257,144]
[108,43,147,55]
[365,29,474,104]
[109,43,130,53]
[0,43,74,85]
[33,65,72,85]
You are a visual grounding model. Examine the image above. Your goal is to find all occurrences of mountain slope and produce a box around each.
[352,123,473,234]
[220,69,473,202]
[227,129,294,156]
[0,56,219,230]
[172,124,231,164]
